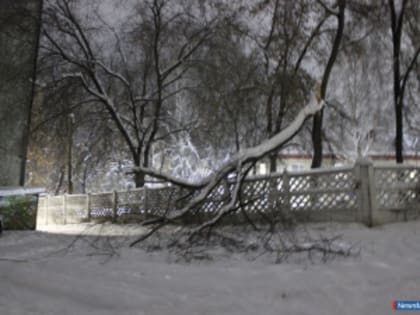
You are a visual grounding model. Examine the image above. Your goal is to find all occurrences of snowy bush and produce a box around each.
[0,195,38,230]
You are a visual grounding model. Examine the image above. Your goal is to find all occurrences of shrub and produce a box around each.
[0,195,38,230]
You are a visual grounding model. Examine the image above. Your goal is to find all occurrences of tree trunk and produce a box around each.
[133,153,146,188]
[20,0,44,186]
[269,153,277,173]
[311,0,346,168]
[54,167,64,195]
[311,110,324,168]
[135,170,146,188]
[66,114,74,194]
[0,0,43,186]
[395,100,403,163]
[389,0,407,164]
[81,166,88,194]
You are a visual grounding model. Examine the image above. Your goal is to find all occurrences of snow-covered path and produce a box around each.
[1,221,420,315]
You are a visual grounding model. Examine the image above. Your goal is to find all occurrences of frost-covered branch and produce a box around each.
[133,92,323,184]
[41,0,213,188]
[130,91,324,234]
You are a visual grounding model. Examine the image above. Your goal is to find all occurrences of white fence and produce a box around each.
[36,159,420,227]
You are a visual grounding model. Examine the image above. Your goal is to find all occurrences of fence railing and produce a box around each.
[36,159,420,227]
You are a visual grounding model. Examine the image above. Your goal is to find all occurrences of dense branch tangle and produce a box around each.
[130,91,324,247]
[41,0,213,187]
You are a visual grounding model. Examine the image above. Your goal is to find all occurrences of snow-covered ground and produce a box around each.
[1,221,420,315]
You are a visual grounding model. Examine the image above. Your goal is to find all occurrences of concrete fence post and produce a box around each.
[367,163,379,226]
[283,170,290,212]
[112,191,118,222]
[354,158,376,226]
[144,186,148,214]
[46,195,50,226]
[63,194,67,225]
[36,196,46,228]
[86,193,91,222]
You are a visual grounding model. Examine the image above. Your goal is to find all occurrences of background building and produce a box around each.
[0,0,42,186]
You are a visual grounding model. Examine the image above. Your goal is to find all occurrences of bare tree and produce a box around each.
[40,0,214,187]
[311,0,346,168]
[319,0,392,160]
[324,52,382,159]
[28,74,125,193]
[248,0,330,172]
[388,0,420,163]
[0,0,43,186]
[189,11,264,163]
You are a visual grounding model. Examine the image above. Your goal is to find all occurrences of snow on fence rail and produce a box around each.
[36,159,420,228]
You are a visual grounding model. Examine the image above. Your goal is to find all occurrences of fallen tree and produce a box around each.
[129,86,324,248]
[48,90,362,263]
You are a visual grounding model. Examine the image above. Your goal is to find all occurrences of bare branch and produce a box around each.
[131,92,324,229]
[315,0,339,16]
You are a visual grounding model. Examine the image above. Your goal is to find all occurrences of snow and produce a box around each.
[2,221,420,315]
[0,187,45,197]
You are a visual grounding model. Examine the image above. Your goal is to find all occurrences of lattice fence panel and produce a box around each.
[145,187,179,215]
[290,192,357,211]
[239,177,277,213]
[376,190,418,209]
[195,176,284,215]
[66,194,88,222]
[196,182,229,214]
[375,168,420,188]
[289,169,356,212]
[374,167,420,209]
[117,189,146,215]
[90,193,114,217]
[290,170,354,192]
